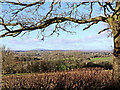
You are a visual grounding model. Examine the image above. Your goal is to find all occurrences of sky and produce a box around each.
[0,1,114,51]
[1,22,114,51]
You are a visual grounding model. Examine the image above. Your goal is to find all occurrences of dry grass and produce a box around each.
[3,67,119,90]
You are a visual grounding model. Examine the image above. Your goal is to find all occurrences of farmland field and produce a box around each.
[91,57,113,62]
[2,49,116,89]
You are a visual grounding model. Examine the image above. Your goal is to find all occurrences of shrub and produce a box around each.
[97,61,113,70]
[84,61,113,70]
[57,64,67,71]
[40,60,49,72]
[85,62,98,67]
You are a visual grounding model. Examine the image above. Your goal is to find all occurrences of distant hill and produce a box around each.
[31,48,50,51]
[13,48,53,52]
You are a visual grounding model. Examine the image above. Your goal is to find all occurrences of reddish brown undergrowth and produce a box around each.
[2,68,119,90]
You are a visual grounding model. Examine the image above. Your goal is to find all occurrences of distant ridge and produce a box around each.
[31,48,50,51]
[12,48,112,52]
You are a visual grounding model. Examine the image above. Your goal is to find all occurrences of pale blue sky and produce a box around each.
[1,22,113,51]
[0,1,114,51]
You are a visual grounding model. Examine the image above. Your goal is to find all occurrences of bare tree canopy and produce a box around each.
[0,0,116,39]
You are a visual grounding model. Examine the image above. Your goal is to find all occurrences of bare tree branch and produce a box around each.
[0,17,11,32]
[89,2,93,18]
[0,0,45,6]
[112,7,120,17]
[0,16,107,37]
[107,2,115,11]
[83,21,98,31]
[98,2,104,7]
[98,2,114,17]
[98,28,110,34]
[69,2,89,16]
[1,16,106,37]
[0,1,115,38]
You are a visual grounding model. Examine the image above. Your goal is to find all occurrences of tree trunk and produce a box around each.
[112,27,120,82]
[106,2,120,82]
[110,18,120,82]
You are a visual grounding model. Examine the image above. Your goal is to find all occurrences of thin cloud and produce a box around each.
[2,31,113,50]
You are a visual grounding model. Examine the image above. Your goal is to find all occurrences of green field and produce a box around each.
[90,57,112,62]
